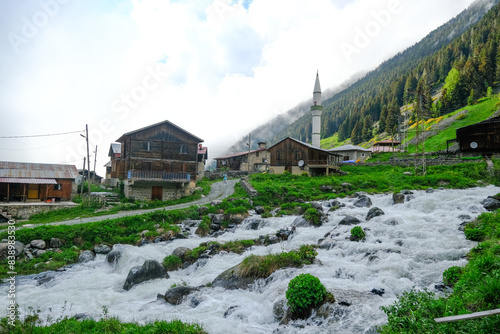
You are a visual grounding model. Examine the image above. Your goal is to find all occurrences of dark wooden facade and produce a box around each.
[456,116,500,154]
[111,120,204,182]
[0,162,78,202]
[268,137,340,175]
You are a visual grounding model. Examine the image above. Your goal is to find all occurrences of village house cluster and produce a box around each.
[1,72,499,211]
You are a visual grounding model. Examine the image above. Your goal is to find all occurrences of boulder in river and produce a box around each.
[481,197,500,211]
[392,192,405,204]
[78,250,95,263]
[338,215,361,226]
[211,263,259,290]
[164,286,199,305]
[354,195,372,208]
[123,260,169,291]
[366,207,385,221]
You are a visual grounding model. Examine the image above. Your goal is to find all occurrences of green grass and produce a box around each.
[237,245,317,278]
[406,96,500,153]
[0,316,206,334]
[2,180,214,230]
[248,161,499,208]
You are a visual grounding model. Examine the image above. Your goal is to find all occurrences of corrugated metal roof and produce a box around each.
[109,143,121,156]
[0,177,57,184]
[0,162,78,179]
[214,148,266,160]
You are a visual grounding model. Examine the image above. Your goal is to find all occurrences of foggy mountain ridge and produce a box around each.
[224,0,499,156]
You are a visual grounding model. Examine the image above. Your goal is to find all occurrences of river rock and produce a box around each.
[50,238,63,248]
[246,218,266,230]
[94,244,112,254]
[353,195,372,208]
[254,206,265,214]
[481,198,500,211]
[311,202,323,210]
[230,214,246,224]
[172,247,191,261]
[198,206,208,215]
[340,182,352,188]
[210,213,225,224]
[78,250,95,263]
[291,216,310,227]
[426,188,435,193]
[210,200,223,207]
[212,263,258,290]
[366,207,385,221]
[30,239,46,249]
[223,305,240,318]
[392,192,405,204]
[123,260,169,291]
[106,249,122,265]
[164,286,199,305]
[338,215,361,226]
[0,240,25,259]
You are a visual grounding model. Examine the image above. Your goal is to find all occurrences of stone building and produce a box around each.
[214,142,270,173]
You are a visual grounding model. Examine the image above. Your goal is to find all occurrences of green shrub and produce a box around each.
[162,255,182,271]
[443,266,462,286]
[350,226,366,241]
[465,228,486,241]
[304,208,322,226]
[286,273,326,318]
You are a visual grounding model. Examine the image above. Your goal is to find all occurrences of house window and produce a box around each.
[54,184,62,190]
[180,144,187,154]
[294,150,302,160]
[143,141,152,151]
[277,151,283,160]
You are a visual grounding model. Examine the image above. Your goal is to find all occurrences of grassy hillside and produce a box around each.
[320,94,500,154]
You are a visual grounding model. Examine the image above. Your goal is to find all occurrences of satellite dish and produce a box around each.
[298,160,304,167]
[470,142,478,149]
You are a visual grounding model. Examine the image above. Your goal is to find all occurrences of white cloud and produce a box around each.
[0,0,478,175]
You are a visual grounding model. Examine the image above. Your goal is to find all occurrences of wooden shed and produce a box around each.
[456,116,500,154]
[0,162,78,202]
[268,137,340,176]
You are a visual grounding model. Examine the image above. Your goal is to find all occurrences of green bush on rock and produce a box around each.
[286,273,326,318]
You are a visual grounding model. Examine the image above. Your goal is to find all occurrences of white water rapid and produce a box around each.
[2,186,499,333]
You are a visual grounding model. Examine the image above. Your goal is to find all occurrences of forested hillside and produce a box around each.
[227,0,499,153]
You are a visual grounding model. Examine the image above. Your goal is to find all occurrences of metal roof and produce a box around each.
[0,178,57,184]
[214,148,266,160]
[116,119,204,143]
[329,145,372,152]
[109,143,121,156]
[0,161,78,179]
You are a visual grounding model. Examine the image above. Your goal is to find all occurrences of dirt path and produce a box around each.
[20,179,239,228]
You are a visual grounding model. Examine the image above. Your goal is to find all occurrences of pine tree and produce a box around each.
[350,120,363,145]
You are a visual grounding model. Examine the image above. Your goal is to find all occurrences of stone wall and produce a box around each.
[0,203,78,220]
[124,181,196,201]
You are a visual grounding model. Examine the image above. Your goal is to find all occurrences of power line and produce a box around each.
[0,130,83,139]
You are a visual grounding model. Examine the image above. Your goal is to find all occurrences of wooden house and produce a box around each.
[109,120,204,201]
[329,144,372,162]
[456,116,500,155]
[214,142,269,173]
[268,137,341,175]
[0,161,78,202]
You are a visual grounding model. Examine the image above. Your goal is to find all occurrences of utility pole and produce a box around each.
[80,157,86,198]
[80,124,92,201]
[93,145,98,184]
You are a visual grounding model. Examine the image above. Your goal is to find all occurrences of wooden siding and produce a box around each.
[457,116,500,154]
[0,179,74,201]
[111,121,202,181]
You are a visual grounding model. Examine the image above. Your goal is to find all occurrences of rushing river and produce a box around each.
[2,186,499,333]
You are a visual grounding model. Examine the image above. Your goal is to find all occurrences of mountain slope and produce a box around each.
[226,0,499,154]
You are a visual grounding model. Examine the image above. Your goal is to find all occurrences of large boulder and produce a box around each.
[393,192,405,204]
[106,249,122,265]
[30,239,46,249]
[0,241,25,259]
[50,238,63,248]
[94,244,112,254]
[78,250,95,263]
[171,247,191,261]
[353,195,372,208]
[482,198,500,211]
[123,260,169,291]
[366,207,385,221]
[164,286,199,305]
[338,215,361,226]
[212,264,259,290]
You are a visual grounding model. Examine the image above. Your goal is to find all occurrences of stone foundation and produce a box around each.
[0,203,78,220]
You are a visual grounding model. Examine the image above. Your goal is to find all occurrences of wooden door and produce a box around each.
[152,186,163,201]
[28,184,39,199]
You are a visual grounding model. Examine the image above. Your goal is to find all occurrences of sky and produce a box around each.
[0,0,478,177]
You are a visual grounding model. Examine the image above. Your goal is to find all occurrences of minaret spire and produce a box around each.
[311,71,324,148]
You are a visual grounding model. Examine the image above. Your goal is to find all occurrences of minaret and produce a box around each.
[311,71,323,148]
